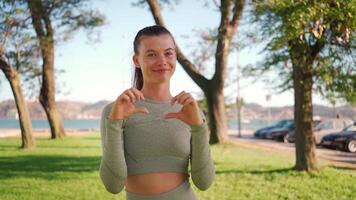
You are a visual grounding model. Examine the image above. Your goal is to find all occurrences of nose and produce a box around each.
[157,54,167,66]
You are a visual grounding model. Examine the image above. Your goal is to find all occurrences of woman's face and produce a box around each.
[133,34,176,85]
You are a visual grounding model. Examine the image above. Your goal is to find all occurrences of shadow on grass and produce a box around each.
[0,155,101,180]
[329,166,356,171]
[328,159,356,165]
[0,146,20,151]
[0,143,100,151]
[83,137,101,140]
[38,145,100,149]
[216,168,292,175]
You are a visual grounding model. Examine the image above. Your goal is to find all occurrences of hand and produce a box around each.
[164,91,204,126]
[109,88,149,120]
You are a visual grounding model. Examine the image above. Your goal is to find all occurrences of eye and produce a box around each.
[165,51,174,56]
[147,53,156,57]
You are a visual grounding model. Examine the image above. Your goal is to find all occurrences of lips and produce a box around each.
[152,69,170,72]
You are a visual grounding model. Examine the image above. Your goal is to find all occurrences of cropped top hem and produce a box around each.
[125,156,189,176]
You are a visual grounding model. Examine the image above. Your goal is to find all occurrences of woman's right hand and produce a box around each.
[108,88,149,120]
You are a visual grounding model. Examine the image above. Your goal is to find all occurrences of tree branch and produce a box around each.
[0,57,16,79]
[212,0,244,88]
[212,0,221,9]
[212,0,231,87]
[310,38,325,61]
[146,0,166,27]
[229,0,244,38]
[27,0,46,37]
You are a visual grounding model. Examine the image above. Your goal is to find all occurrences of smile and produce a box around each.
[152,69,170,73]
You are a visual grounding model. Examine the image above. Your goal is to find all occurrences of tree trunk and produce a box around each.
[290,42,318,172]
[0,60,35,149]
[38,39,65,139]
[39,75,65,139]
[27,0,65,139]
[205,87,228,144]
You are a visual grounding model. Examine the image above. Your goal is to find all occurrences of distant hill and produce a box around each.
[0,99,355,120]
[226,103,355,120]
[0,100,110,119]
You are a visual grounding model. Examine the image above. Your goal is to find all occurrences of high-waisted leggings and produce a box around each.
[126,180,198,200]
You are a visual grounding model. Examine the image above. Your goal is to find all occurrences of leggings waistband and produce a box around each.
[126,179,198,200]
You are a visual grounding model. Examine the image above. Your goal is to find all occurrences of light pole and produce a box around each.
[266,94,271,125]
[236,53,243,138]
[236,96,243,138]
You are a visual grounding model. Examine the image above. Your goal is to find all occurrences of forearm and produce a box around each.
[99,105,127,194]
[190,122,215,190]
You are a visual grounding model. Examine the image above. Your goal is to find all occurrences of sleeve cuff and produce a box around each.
[105,117,125,142]
[190,121,209,134]
[105,117,124,130]
[190,121,209,144]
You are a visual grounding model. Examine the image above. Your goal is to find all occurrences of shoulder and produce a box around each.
[101,102,115,118]
[197,108,207,122]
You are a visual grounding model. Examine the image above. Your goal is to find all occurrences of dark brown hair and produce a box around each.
[132,25,175,90]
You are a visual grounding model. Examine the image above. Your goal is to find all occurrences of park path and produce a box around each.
[228,129,356,169]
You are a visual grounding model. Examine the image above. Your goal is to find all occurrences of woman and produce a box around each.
[99,25,215,200]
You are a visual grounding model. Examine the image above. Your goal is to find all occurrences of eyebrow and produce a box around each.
[145,48,175,53]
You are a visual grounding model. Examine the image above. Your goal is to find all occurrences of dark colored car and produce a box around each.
[254,120,292,138]
[266,121,294,140]
[321,122,356,153]
[285,120,322,143]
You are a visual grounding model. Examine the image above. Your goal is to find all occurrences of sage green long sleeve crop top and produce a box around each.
[99,98,215,194]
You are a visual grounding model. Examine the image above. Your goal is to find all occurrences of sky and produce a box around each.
[0,0,335,107]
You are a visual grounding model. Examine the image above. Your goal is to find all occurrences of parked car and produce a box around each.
[286,118,352,144]
[321,122,356,153]
[254,120,293,138]
[263,120,294,139]
[269,122,295,141]
[285,120,321,143]
[314,118,353,145]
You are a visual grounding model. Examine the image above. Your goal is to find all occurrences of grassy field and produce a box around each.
[0,133,355,200]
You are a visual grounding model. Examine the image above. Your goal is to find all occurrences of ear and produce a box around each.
[132,55,140,68]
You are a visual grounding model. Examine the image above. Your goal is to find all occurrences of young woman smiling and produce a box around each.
[99,25,215,200]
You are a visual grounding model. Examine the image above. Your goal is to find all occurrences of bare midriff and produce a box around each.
[125,172,189,195]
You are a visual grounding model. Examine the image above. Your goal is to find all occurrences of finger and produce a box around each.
[130,88,142,101]
[164,112,181,120]
[118,94,131,103]
[171,91,185,105]
[133,107,149,114]
[125,89,136,102]
[171,91,186,105]
[132,88,145,100]
[182,97,194,106]
[177,93,192,105]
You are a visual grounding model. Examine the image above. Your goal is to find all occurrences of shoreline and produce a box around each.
[0,128,99,138]
[0,128,254,138]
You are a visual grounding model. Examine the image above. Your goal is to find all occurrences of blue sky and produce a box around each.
[0,0,333,107]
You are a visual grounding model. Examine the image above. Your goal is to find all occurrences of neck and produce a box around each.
[141,82,172,101]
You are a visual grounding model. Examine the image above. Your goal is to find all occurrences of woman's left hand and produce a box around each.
[164,91,204,126]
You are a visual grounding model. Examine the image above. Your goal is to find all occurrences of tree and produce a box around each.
[139,0,245,144]
[249,0,355,171]
[26,0,105,139]
[0,1,37,148]
[1,0,105,139]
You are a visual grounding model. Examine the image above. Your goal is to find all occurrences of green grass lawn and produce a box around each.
[0,133,355,200]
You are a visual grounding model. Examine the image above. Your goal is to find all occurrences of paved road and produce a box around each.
[228,132,356,169]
